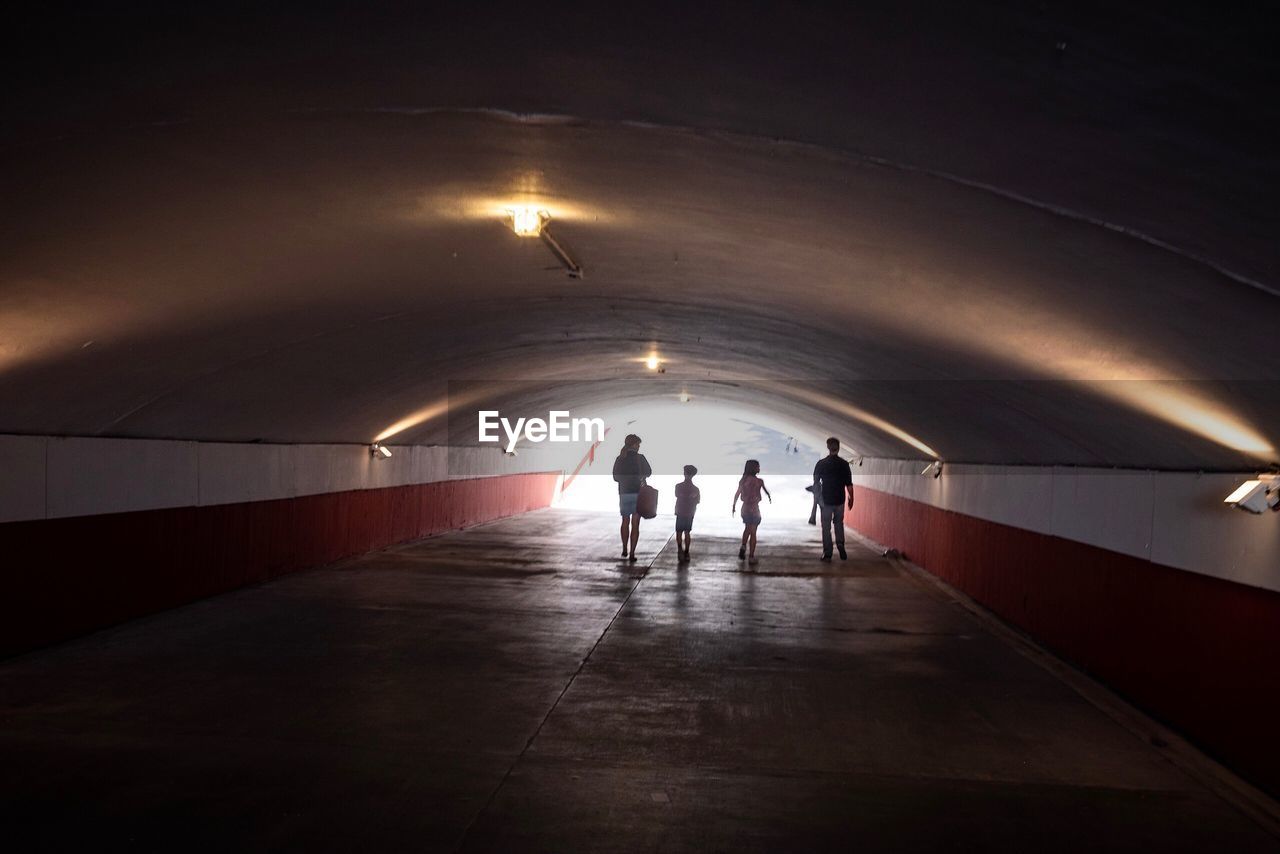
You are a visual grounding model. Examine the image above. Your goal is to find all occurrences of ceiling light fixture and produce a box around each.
[509,206,547,237]
[645,355,661,371]
[506,207,582,278]
[1224,476,1279,514]
[370,443,392,460]
[678,390,691,403]
[921,460,943,479]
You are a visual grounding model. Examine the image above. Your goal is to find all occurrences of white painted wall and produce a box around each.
[46,437,200,519]
[5,433,1272,594]
[0,435,47,523]
[0,434,560,524]
[852,458,1280,594]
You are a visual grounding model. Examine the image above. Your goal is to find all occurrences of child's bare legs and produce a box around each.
[676,530,691,558]
[745,524,759,558]
[620,517,630,555]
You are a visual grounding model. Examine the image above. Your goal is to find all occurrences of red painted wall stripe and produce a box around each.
[0,472,560,659]
[848,485,1280,798]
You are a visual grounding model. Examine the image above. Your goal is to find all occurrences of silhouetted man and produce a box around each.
[813,437,854,561]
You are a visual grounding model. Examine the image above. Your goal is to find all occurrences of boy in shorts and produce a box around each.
[673,465,700,562]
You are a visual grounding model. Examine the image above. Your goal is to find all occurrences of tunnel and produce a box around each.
[1,3,1278,851]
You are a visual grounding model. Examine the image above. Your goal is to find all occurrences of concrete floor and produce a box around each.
[1,508,1275,853]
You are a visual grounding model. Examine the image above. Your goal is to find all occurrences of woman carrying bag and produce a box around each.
[613,434,654,562]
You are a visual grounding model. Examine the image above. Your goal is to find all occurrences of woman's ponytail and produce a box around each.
[620,433,642,457]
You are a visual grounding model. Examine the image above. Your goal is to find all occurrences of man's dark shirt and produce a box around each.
[612,451,652,494]
[813,454,853,505]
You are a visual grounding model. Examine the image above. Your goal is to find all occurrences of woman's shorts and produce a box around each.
[619,493,639,517]
[741,511,762,526]
[674,515,694,532]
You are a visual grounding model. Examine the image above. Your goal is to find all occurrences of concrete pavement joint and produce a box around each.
[450,529,675,852]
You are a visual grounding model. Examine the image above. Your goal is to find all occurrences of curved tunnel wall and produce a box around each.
[0,435,561,658]
[2,432,1277,794]
[847,460,1280,797]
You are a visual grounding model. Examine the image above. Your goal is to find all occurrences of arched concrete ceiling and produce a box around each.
[1,3,1276,469]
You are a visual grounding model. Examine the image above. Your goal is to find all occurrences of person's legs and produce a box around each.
[832,502,846,558]
[819,503,835,557]
[619,493,639,556]
[747,524,758,558]
[674,518,692,558]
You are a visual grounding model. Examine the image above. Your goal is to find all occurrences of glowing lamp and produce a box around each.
[645,355,660,371]
[1224,478,1278,514]
[370,443,393,460]
[509,207,547,237]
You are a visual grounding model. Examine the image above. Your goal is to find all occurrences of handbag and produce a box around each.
[632,452,658,518]
[636,483,659,519]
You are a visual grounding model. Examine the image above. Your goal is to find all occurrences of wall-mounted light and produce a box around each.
[678,389,691,403]
[645,355,660,371]
[370,443,392,460]
[1224,477,1278,514]
[921,460,943,479]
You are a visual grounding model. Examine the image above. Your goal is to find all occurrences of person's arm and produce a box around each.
[640,455,652,480]
[612,456,622,482]
[732,485,742,514]
[813,461,822,497]
[844,463,855,509]
[761,480,772,503]
[846,483,855,510]
[693,487,700,506]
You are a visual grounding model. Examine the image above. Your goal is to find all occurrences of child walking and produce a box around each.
[673,465,700,562]
[732,459,772,564]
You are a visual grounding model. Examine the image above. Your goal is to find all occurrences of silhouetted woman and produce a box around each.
[732,459,772,564]
[612,434,652,562]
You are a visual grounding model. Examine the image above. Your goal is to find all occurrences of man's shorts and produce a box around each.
[741,511,762,526]
[619,493,639,517]
[674,515,694,533]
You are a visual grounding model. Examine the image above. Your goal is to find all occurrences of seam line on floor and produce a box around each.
[450,530,674,852]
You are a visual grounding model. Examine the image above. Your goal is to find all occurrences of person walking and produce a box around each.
[813,437,854,561]
[612,434,652,562]
[732,459,772,564]
[673,464,701,562]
